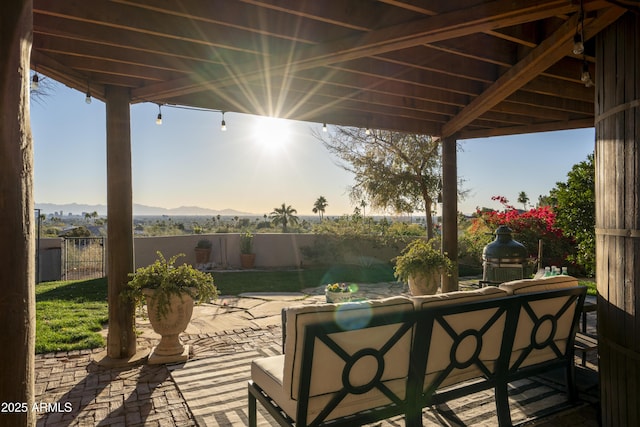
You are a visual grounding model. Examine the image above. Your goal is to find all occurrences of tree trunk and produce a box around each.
[0,1,36,425]
[424,197,433,240]
[595,11,640,426]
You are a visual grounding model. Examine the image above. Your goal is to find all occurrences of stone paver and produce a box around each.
[34,280,599,426]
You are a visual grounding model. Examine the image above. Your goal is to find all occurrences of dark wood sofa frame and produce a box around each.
[248,286,587,427]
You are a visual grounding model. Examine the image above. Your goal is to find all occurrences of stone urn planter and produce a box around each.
[407,271,441,296]
[143,288,194,364]
[393,238,453,296]
[123,252,218,364]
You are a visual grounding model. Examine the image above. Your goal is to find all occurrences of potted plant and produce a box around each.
[124,252,218,364]
[393,238,453,295]
[194,238,212,265]
[325,282,357,303]
[240,232,256,269]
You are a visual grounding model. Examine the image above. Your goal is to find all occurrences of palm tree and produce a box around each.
[517,191,529,210]
[312,196,328,220]
[270,203,299,232]
[360,199,367,218]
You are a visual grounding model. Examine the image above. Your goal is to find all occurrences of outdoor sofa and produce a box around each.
[248,275,586,426]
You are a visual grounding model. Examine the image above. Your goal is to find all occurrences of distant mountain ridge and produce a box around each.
[35,202,252,216]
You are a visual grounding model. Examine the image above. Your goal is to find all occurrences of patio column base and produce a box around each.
[148,345,190,365]
[92,348,149,368]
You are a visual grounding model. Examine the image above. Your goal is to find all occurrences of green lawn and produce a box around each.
[211,263,395,294]
[36,278,108,354]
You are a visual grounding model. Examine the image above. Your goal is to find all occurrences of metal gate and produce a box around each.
[62,237,105,280]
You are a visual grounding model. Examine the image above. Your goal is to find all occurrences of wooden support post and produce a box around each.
[441,136,458,292]
[0,1,36,424]
[595,11,640,426]
[105,86,136,359]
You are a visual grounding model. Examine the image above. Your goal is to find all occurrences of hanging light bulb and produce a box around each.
[31,73,39,91]
[220,112,227,131]
[365,128,371,135]
[84,80,92,104]
[156,104,163,125]
[572,33,584,55]
[581,62,594,87]
[322,123,327,132]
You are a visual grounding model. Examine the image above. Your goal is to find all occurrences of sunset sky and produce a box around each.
[31,79,595,216]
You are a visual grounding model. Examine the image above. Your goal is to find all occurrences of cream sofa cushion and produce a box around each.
[412,287,509,391]
[498,275,578,295]
[260,296,415,422]
[251,355,407,423]
[499,276,580,368]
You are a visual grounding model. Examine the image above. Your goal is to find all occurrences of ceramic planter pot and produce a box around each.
[407,271,441,295]
[240,253,256,269]
[194,247,211,264]
[325,290,353,303]
[143,288,195,363]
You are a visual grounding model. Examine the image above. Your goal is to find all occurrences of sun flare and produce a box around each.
[251,116,293,153]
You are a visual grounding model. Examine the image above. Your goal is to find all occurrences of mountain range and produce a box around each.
[35,202,252,216]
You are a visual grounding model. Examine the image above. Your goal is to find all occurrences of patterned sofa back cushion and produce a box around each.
[500,276,581,368]
[282,296,415,401]
[411,287,510,390]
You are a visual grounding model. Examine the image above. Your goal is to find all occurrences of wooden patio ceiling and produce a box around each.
[31,0,627,139]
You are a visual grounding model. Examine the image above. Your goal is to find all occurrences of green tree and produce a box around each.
[548,154,595,275]
[312,196,328,220]
[517,191,529,210]
[317,127,445,239]
[270,203,299,232]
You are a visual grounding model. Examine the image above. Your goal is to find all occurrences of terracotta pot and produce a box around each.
[143,288,194,361]
[194,247,211,264]
[240,253,256,269]
[407,271,441,295]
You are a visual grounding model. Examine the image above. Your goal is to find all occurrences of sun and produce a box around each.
[251,116,293,154]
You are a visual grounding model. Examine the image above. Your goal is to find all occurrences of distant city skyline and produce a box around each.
[32,80,595,216]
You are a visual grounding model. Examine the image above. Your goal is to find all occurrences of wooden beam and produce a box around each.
[458,117,594,139]
[132,0,579,100]
[33,14,239,65]
[441,5,625,137]
[31,50,106,101]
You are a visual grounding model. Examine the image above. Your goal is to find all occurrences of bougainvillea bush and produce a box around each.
[470,196,576,272]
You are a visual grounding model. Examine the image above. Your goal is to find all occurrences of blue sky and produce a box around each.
[31,80,595,216]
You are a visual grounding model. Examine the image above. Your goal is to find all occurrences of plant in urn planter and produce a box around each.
[124,252,218,364]
[240,232,256,269]
[393,238,453,295]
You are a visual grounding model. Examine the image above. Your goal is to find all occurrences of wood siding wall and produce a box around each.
[595,11,640,426]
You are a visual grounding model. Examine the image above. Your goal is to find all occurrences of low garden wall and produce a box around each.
[38,234,412,280]
[134,233,407,269]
